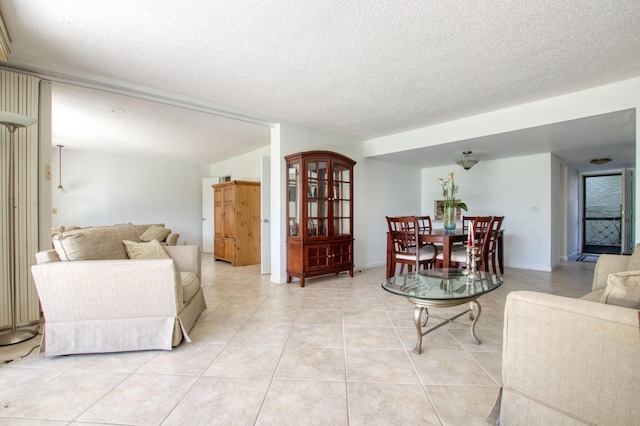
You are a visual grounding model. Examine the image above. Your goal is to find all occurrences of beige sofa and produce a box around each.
[31,223,206,357]
[496,253,640,425]
[52,223,180,246]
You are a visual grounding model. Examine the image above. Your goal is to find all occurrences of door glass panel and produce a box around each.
[318,180,328,199]
[333,218,351,237]
[317,161,327,180]
[343,182,350,200]
[342,218,350,236]
[318,219,328,237]
[308,217,328,237]
[288,163,299,237]
[307,160,329,239]
[333,163,350,182]
[308,199,317,217]
[332,200,349,220]
[331,162,352,238]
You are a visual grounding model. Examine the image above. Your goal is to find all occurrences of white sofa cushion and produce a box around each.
[140,226,171,242]
[123,239,170,259]
[601,271,640,309]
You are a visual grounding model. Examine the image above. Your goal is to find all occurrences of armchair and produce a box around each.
[495,251,640,425]
[31,244,206,356]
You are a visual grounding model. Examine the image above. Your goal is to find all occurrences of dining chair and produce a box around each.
[483,216,504,274]
[416,215,433,234]
[386,216,438,275]
[449,215,477,252]
[435,216,493,269]
[462,215,476,233]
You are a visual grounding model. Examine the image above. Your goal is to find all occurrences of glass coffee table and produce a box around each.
[382,268,503,354]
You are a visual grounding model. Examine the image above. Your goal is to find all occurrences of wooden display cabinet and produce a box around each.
[285,151,356,286]
[213,180,261,266]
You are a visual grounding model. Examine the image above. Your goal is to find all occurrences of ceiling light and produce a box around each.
[455,151,479,170]
[589,158,611,165]
[111,108,126,114]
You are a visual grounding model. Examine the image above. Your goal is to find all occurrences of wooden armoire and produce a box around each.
[284,151,356,286]
[213,180,261,266]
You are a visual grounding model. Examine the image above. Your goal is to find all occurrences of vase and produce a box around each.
[443,206,456,230]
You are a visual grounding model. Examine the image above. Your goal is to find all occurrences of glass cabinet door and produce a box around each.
[287,162,300,237]
[332,161,352,237]
[307,160,328,238]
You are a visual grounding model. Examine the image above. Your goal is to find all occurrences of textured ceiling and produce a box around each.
[50,83,270,163]
[1,0,639,167]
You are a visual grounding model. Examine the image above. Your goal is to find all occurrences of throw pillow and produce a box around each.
[123,239,170,260]
[625,243,640,271]
[140,226,171,243]
[54,225,143,260]
[601,271,640,309]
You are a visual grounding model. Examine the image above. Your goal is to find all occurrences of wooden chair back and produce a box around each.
[416,216,432,234]
[386,216,419,258]
[462,215,476,232]
[468,216,493,264]
[484,216,504,273]
[386,216,437,275]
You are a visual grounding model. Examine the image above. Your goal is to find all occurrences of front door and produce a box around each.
[583,174,623,254]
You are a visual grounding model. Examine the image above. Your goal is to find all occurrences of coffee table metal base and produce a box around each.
[408,297,481,354]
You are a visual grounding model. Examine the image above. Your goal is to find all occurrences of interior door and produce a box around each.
[201,177,219,253]
[260,155,271,274]
[621,168,634,254]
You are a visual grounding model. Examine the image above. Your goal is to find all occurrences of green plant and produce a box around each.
[436,172,468,212]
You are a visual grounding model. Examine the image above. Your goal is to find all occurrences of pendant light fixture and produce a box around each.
[56,144,65,192]
[455,151,479,170]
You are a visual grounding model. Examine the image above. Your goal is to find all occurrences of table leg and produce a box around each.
[409,298,483,355]
[386,232,394,279]
[412,305,425,354]
[498,233,504,274]
[442,240,451,268]
[469,300,481,344]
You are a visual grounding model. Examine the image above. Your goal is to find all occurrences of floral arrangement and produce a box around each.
[436,172,468,212]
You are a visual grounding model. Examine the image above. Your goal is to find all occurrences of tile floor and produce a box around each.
[0,258,595,425]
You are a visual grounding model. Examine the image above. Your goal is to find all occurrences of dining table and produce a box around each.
[385,227,504,279]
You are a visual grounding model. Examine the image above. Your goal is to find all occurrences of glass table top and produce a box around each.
[382,268,503,301]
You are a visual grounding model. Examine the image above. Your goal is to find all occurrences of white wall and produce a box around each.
[209,145,270,180]
[356,159,422,269]
[52,149,207,247]
[421,154,553,271]
[550,154,562,268]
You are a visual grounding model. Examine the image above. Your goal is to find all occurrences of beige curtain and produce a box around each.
[1,69,41,328]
